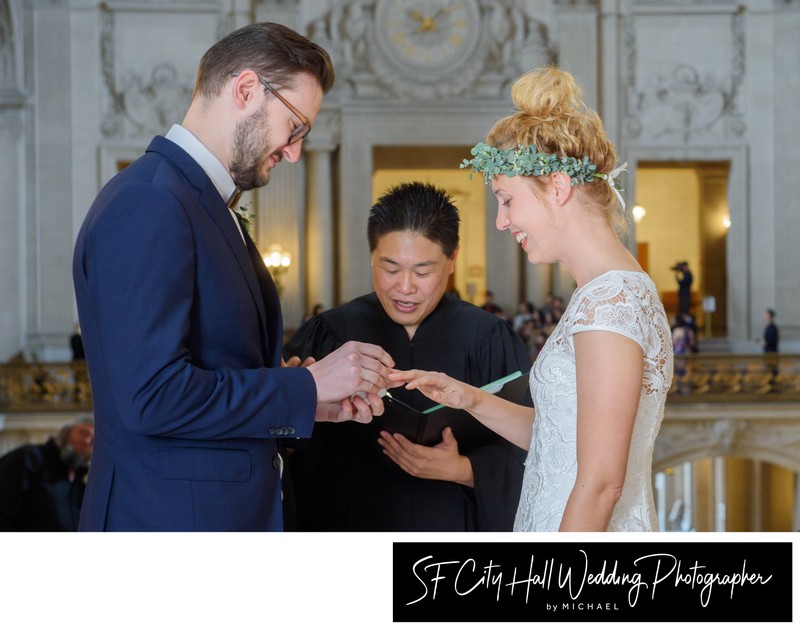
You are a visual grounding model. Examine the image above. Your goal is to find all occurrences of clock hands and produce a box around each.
[407,2,461,34]
[408,8,437,33]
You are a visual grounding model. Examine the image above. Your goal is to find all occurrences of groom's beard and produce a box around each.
[230,103,275,191]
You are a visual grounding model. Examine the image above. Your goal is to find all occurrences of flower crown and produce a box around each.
[460,142,627,209]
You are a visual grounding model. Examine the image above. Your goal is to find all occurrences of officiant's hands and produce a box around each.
[378,427,474,487]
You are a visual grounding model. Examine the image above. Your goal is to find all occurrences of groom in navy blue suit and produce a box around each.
[72,23,394,531]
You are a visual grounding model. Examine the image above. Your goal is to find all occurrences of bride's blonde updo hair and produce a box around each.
[486,66,623,228]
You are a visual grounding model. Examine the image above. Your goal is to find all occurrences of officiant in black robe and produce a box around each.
[283,183,532,531]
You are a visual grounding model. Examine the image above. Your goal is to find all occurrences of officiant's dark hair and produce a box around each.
[368,182,460,258]
[192,22,334,101]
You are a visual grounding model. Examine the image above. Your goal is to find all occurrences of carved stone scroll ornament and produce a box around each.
[99,7,195,139]
[622,9,746,142]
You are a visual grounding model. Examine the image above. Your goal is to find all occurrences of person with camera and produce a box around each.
[671,261,693,315]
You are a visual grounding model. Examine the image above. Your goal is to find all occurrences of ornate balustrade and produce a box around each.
[0,361,93,413]
[2,355,800,468]
[3,354,797,412]
[0,362,94,456]
[667,353,800,403]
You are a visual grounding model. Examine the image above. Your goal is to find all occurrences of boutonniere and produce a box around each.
[234,203,255,237]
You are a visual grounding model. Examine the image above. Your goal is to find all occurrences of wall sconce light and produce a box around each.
[632,205,646,223]
[263,243,291,297]
[722,215,731,230]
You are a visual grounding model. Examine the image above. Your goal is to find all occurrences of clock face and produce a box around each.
[374,0,481,77]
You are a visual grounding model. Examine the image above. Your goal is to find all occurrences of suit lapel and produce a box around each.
[145,137,277,362]
[241,228,282,364]
[198,187,270,338]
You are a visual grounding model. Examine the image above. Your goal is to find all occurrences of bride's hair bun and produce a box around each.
[486,66,622,227]
[512,66,582,124]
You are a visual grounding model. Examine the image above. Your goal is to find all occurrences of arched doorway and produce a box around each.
[634,161,730,337]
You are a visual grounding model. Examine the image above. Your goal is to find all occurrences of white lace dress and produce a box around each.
[514,270,673,532]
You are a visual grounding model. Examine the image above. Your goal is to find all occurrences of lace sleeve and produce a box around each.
[566,277,648,351]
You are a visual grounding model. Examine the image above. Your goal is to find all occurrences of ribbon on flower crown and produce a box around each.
[606,162,628,211]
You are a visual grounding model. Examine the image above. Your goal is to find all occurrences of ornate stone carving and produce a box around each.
[99,6,196,139]
[306,0,555,101]
[622,8,746,142]
[655,404,800,473]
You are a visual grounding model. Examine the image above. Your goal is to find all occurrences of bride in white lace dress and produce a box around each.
[382,67,672,532]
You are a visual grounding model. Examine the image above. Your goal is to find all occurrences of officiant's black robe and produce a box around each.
[282,292,532,532]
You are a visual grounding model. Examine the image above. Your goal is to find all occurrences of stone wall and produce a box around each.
[1,0,798,360]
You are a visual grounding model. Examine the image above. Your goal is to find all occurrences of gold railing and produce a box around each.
[0,361,93,412]
[668,353,800,403]
[1,354,799,412]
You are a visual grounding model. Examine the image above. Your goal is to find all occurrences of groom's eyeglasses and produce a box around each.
[230,71,312,145]
[259,78,312,145]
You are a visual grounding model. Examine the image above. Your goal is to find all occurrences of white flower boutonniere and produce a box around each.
[234,204,255,238]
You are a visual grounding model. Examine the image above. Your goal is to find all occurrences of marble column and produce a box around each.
[773,3,800,341]
[304,126,338,314]
[714,456,726,532]
[682,461,693,532]
[257,163,305,332]
[751,459,762,532]
[0,0,23,363]
[552,2,599,301]
[27,2,76,360]
[0,108,24,361]
[793,473,800,531]
[556,0,600,110]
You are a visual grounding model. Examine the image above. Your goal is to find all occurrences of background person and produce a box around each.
[69,323,85,361]
[0,420,94,531]
[671,314,696,355]
[72,22,393,532]
[284,182,532,531]
[480,290,502,315]
[761,307,779,353]
[671,261,693,315]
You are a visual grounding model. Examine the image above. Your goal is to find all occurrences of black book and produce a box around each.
[381,371,533,449]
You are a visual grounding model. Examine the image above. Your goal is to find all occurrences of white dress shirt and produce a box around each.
[165,124,245,243]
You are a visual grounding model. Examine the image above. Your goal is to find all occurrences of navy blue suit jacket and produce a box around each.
[73,136,317,531]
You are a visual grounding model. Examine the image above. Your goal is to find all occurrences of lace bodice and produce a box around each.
[514,270,673,532]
